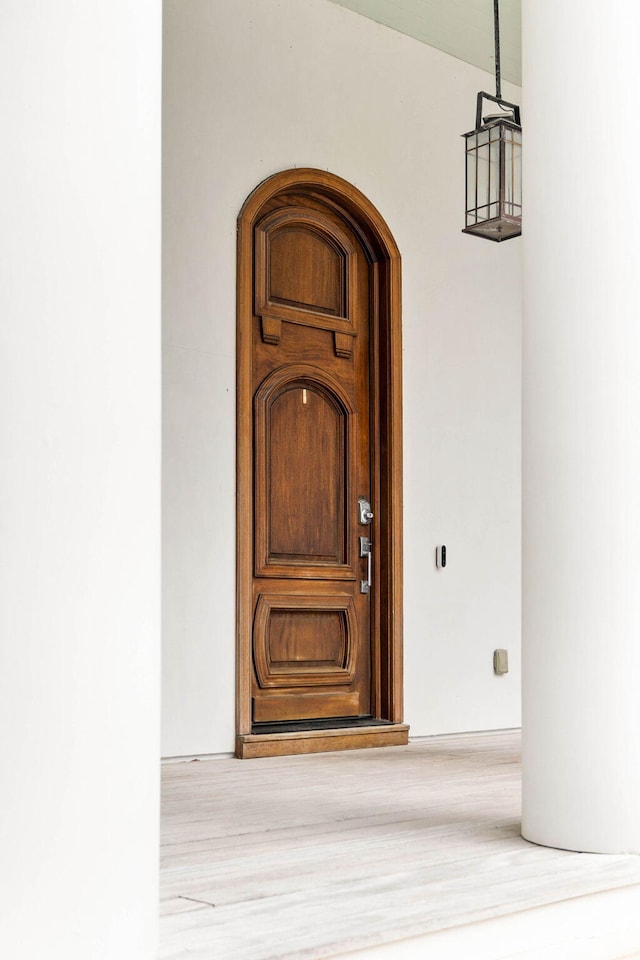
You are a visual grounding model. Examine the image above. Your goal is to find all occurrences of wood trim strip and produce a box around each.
[369,261,382,718]
[257,308,356,336]
[387,257,404,721]
[236,188,254,738]
[236,724,410,759]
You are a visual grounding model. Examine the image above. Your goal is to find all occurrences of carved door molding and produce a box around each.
[236,169,405,758]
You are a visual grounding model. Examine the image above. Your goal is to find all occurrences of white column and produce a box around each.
[522,0,640,853]
[0,3,161,957]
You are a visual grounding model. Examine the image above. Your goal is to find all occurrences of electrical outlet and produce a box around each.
[493,649,508,675]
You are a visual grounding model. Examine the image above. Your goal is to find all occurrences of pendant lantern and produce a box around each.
[462,0,522,242]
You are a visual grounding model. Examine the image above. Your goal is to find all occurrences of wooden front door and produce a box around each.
[237,169,405,758]
[251,198,372,725]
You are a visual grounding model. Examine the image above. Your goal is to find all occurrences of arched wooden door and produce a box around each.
[236,170,406,758]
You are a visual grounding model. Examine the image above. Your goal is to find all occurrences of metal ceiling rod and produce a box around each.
[494,0,502,101]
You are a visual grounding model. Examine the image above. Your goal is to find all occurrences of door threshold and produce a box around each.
[252,715,393,735]
[236,722,409,759]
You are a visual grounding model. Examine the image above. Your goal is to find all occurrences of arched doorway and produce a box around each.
[236,169,405,758]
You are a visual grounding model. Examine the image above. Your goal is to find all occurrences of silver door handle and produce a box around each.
[360,536,372,593]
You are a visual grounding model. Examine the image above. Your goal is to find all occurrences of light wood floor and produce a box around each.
[160,732,640,960]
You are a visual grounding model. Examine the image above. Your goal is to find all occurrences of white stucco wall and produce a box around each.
[162,0,522,757]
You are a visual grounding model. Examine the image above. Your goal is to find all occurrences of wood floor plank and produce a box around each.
[160,732,640,960]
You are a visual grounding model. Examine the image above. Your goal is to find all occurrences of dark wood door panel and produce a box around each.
[251,194,371,724]
[255,205,357,332]
[268,385,344,561]
[252,592,357,688]
[252,691,361,724]
[269,228,343,314]
[254,363,356,579]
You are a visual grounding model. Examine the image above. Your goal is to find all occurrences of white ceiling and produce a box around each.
[328,0,521,86]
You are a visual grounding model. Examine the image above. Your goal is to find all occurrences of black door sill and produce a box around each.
[251,716,393,735]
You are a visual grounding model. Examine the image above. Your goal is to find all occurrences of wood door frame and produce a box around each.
[236,168,404,758]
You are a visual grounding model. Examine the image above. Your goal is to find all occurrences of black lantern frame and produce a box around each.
[462,91,522,242]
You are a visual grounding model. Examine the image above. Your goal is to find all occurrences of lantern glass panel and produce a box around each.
[466,148,477,223]
[503,126,522,218]
[476,148,490,221]
[489,132,500,218]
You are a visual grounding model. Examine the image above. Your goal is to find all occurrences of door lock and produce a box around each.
[358,497,374,525]
[359,535,372,593]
